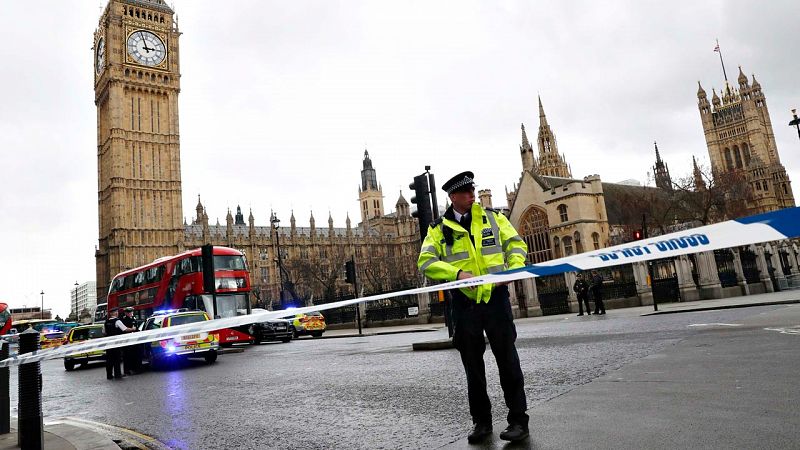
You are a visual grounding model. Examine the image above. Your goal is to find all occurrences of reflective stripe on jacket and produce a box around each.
[417,202,528,302]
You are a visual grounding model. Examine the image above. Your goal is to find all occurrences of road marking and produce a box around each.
[764,326,800,335]
[688,323,742,327]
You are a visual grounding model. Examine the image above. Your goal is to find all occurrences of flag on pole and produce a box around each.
[714,42,720,52]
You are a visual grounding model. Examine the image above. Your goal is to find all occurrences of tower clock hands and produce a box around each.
[139,31,154,53]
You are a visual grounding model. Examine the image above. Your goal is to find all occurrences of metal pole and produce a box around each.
[643,214,658,312]
[426,168,439,220]
[73,282,79,323]
[0,341,9,435]
[39,291,44,320]
[17,329,43,449]
[351,257,362,336]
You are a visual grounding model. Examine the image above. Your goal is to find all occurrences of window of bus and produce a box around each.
[214,255,246,271]
[191,294,249,319]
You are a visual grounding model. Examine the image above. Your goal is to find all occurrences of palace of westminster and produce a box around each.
[92,0,795,307]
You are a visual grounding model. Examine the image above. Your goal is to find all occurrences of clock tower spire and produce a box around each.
[94,0,183,300]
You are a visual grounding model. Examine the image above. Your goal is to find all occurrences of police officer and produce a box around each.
[120,307,140,374]
[417,171,530,443]
[104,307,135,380]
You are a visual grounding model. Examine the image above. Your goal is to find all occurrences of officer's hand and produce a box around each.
[457,270,476,290]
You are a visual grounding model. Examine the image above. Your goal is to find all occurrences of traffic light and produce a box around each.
[632,229,643,241]
[201,244,216,293]
[345,260,356,284]
[410,173,434,239]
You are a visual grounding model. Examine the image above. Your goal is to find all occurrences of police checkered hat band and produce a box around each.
[446,176,474,194]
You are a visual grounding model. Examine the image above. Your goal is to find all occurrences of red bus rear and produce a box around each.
[106,246,254,344]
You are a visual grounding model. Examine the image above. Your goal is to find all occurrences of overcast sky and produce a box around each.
[2,1,799,318]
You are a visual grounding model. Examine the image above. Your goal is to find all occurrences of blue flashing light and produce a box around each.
[167,345,176,353]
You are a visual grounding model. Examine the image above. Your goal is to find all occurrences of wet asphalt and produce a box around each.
[8,305,789,449]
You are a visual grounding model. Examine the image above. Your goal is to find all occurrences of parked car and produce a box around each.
[287,311,326,338]
[63,324,105,371]
[248,309,293,344]
[140,309,219,368]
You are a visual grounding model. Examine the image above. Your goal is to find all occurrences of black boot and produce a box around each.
[499,424,529,442]
[467,423,493,443]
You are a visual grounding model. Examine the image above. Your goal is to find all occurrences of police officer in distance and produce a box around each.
[417,171,530,443]
[120,307,141,374]
[104,307,136,380]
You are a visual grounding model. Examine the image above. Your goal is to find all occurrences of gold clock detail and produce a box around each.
[126,30,166,67]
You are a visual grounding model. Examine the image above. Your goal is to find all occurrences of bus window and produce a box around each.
[214,255,246,271]
[123,276,134,291]
[110,278,124,293]
[145,265,164,284]
[133,272,146,287]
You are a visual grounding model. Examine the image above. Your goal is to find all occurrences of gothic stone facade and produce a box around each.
[698,67,795,214]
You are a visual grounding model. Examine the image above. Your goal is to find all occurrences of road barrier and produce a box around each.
[1,207,799,369]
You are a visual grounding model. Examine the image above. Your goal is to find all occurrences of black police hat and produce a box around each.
[441,171,475,194]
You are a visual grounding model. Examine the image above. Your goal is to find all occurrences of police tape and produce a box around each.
[1,207,798,368]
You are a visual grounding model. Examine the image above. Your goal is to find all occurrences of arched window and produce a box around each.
[724,148,734,170]
[733,145,743,168]
[557,204,568,222]
[553,237,562,259]
[563,236,574,256]
[592,232,600,250]
[519,206,552,263]
[742,142,751,166]
[573,231,583,254]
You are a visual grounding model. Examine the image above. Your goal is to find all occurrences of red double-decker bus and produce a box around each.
[106,246,254,344]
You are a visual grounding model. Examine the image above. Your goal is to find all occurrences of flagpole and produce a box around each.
[715,38,728,82]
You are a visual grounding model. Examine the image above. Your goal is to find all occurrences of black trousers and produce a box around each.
[577,293,591,314]
[592,288,606,314]
[452,286,528,427]
[123,345,140,374]
[105,348,122,379]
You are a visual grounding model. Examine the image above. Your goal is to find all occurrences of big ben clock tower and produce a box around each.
[94,0,184,300]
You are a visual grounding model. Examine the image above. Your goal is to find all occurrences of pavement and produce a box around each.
[4,289,798,449]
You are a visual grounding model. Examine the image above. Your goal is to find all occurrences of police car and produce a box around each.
[140,309,219,368]
[287,311,326,338]
[63,324,105,371]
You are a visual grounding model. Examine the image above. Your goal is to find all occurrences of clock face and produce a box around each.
[126,30,166,67]
[95,37,105,73]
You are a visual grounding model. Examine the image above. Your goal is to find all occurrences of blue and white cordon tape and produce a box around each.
[2,207,799,368]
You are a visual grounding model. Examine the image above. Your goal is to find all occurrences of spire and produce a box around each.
[234,205,245,225]
[751,74,761,90]
[693,155,707,191]
[711,88,720,106]
[520,123,535,172]
[538,95,548,127]
[346,213,352,228]
[248,208,254,227]
[521,123,531,149]
[737,65,748,87]
[361,147,379,191]
[535,96,571,178]
[697,81,707,99]
[652,141,672,191]
[309,210,315,228]
[328,212,334,228]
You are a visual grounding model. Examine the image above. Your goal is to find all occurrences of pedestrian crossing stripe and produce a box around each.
[2,206,799,368]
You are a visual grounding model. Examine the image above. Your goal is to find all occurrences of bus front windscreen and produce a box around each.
[214,255,246,271]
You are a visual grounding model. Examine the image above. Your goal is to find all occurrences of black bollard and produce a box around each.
[17,328,43,450]
[0,341,9,434]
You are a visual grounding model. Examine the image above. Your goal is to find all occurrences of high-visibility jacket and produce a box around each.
[417,202,528,303]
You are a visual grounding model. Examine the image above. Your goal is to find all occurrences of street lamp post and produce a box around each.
[271,213,286,309]
[73,281,79,323]
[789,109,800,141]
[40,291,44,320]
